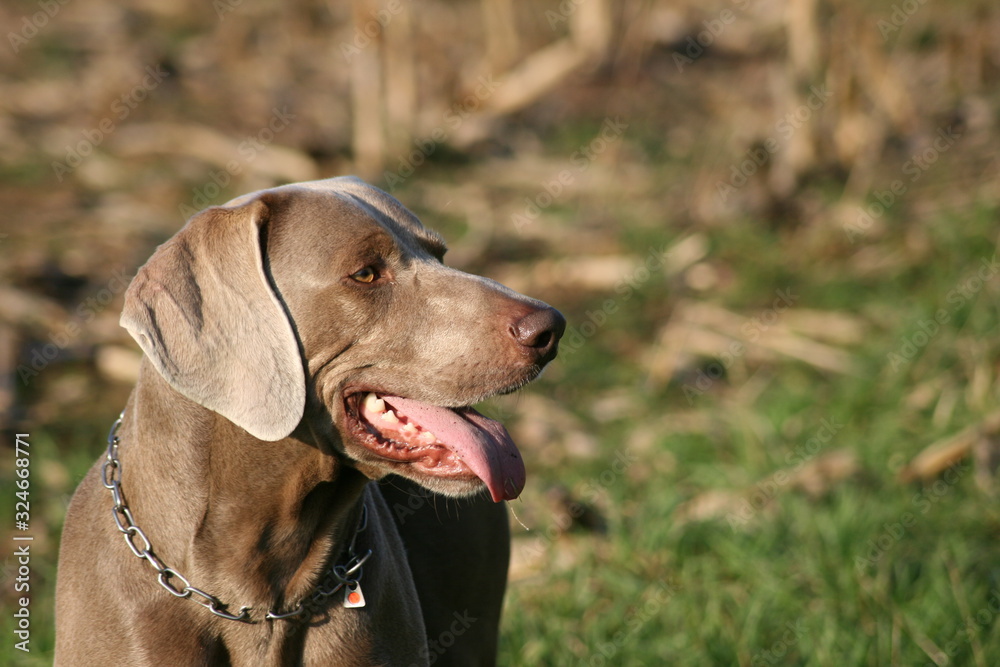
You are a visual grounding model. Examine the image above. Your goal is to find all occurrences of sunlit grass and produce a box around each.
[497,198,1000,666]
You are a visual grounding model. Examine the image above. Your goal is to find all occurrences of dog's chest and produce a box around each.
[298,599,427,666]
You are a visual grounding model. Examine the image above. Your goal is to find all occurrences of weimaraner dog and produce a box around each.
[55,177,564,666]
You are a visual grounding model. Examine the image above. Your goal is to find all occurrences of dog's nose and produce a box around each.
[510,306,566,363]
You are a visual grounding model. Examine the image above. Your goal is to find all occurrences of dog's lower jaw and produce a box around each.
[352,457,487,499]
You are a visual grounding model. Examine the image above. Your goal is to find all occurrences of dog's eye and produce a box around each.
[350,266,378,284]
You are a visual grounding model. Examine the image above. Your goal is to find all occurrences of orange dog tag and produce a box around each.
[344,582,366,608]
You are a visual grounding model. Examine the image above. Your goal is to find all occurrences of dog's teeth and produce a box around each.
[419,431,437,444]
[402,423,419,434]
[380,410,399,424]
[363,393,385,414]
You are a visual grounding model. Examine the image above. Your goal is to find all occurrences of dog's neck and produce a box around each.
[115,358,368,618]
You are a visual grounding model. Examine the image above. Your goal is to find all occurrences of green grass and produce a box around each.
[5,201,1000,665]
[5,142,1000,665]
[494,201,1000,665]
[5,0,1000,661]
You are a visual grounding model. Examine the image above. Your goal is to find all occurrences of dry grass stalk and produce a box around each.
[114,123,317,183]
[350,0,386,179]
[480,0,521,71]
[0,287,68,332]
[383,1,417,160]
[899,409,1000,483]
[673,449,859,526]
[647,300,861,387]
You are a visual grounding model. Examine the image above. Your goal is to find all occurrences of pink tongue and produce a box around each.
[380,396,525,502]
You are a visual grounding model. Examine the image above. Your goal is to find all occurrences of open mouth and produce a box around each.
[344,391,526,502]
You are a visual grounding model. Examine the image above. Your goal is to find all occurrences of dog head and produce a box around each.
[121,177,564,501]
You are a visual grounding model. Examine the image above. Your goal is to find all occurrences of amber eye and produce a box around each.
[350,266,378,283]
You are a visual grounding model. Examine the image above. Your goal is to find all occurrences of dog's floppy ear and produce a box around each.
[120,197,305,441]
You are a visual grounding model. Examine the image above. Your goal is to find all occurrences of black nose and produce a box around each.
[510,306,566,364]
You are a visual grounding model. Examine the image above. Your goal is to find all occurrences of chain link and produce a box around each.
[102,412,370,623]
[273,546,372,620]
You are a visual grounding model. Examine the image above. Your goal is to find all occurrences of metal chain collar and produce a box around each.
[101,412,372,623]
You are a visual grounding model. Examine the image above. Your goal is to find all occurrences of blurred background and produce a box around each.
[2,0,1000,663]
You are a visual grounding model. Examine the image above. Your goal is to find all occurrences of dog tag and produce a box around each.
[344,582,366,608]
